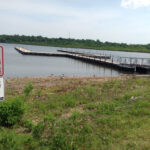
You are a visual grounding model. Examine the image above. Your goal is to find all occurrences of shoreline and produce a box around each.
[5,75,150,94]
[5,75,128,92]
[4,74,150,79]
[5,75,149,92]
[5,75,127,80]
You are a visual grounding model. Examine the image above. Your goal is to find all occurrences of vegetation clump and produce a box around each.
[24,82,34,96]
[0,97,24,126]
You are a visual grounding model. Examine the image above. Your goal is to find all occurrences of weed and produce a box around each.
[32,122,44,139]
[21,119,34,132]
[24,83,34,96]
[85,103,97,110]
[46,100,58,109]
[71,111,81,120]
[84,86,98,101]
[50,133,75,150]
[96,103,117,115]
[43,113,56,123]
[0,132,19,150]
[63,93,76,108]
[37,89,42,97]
[23,136,37,150]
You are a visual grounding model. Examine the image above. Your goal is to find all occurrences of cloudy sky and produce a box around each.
[0,0,150,44]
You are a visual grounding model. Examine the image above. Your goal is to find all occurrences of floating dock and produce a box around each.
[15,47,69,57]
[15,47,150,74]
[57,50,111,59]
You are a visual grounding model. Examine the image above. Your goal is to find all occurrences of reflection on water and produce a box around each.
[1,43,150,78]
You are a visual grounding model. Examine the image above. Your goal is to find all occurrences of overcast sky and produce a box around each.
[1,0,150,44]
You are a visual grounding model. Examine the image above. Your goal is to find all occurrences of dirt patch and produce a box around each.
[61,106,84,120]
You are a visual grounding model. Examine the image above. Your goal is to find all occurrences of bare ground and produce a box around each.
[5,75,130,91]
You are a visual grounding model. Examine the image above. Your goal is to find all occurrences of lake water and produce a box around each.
[1,43,150,78]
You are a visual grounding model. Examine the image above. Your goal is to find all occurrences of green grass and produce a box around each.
[1,76,150,149]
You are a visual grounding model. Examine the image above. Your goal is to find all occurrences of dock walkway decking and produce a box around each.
[15,47,150,74]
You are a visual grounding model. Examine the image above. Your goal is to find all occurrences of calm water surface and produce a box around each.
[1,43,150,78]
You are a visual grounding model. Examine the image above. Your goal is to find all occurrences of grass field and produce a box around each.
[1,75,150,150]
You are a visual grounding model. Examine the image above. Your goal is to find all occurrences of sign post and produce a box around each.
[0,46,4,101]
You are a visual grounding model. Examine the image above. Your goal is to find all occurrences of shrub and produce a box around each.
[24,83,34,96]
[0,97,24,126]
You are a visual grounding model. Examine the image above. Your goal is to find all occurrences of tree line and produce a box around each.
[0,34,150,53]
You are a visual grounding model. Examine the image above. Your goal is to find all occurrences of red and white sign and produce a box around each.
[0,46,4,76]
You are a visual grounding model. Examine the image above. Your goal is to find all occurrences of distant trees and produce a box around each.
[0,34,150,53]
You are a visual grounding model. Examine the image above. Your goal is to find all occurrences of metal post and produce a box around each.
[130,58,131,65]
[135,58,137,65]
[125,58,127,64]
[134,67,136,72]
[141,58,144,65]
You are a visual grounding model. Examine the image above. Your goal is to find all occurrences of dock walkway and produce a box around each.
[15,47,150,74]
